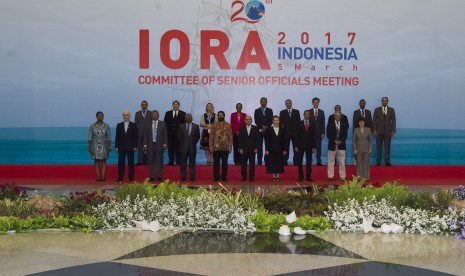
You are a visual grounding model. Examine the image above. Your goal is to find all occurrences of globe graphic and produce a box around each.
[245,0,265,21]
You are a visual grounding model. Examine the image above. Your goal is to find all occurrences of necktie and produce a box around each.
[153,121,157,142]
[175,110,178,119]
[315,109,318,117]
[305,120,308,131]
[187,123,191,135]
[383,107,387,115]
[262,108,266,116]
[288,109,291,116]
[247,126,250,135]
[336,122,340,139]
[362,109,365,117]
[142,110,146,118]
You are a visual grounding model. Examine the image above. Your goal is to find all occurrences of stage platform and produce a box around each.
[1,164,464,188]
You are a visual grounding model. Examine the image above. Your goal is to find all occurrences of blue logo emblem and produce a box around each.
[245,1,265,21]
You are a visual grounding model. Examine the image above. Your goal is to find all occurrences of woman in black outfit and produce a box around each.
[265,115,287,181]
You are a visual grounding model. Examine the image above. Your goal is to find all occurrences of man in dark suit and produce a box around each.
[295,110,315,182]
[373,96,396,166]
[309,97,325,165]
[254,97,273,166]
[145,110,168,181]
[178,113,200,182]
[328,105,349,127]
[279,99,301,166]
[326,111,349,181]
[352,99,373,131]
[115,110,138,182]
[134,100,151,165]
[238,115,260,181]
[163,100,186,165]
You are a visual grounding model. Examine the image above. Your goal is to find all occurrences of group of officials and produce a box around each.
[91,96,395,183]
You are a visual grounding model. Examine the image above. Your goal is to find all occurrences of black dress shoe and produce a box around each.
[221,178,228,182]
[129,178,134,182]
[190,178,195,182]
[117,179,123,182]
[149,178,155,181]
[386,162,392,166]
[241,177,247,181]
[180,178,186,182]
[317,163,323,166]
[249,178,254,182]
[298,178,304,182]
[307,178,313,182]
[376,162,381,166]
[135,163,143,166]
[157,178,162,181]
[167,162,174,166]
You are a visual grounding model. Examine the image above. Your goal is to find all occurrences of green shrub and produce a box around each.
[435,189,455,211]
[290,216,332,233]
[154,181,201,200]
[115,181,157,202]
[69,215,103,233]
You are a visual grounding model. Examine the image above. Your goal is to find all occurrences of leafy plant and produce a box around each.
[0,183,26,200]
[0,198,36,217]
[452,185,465,200]
[59,190,110,215]
[435,189,455,211]
[115,180,157,202]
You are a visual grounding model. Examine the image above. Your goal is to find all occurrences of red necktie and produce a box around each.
[305,120,308,131]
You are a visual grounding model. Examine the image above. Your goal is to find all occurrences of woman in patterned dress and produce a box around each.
[200,103,215,165]
[88,111,111,181]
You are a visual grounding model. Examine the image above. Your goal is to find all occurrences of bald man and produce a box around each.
[115,110,138,182]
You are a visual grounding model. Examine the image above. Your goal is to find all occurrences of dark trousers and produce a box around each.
[148,143,164,179]
[137,135,147,164]
[180,150,196,181]
[167,133,180,165]
[257,133,267,165]
[284,135,299,165]
[118,150,135,181]
[315,136,323,164]
[213,151,229,181]
[376,132,392,164]
[297,148,313,180]
[233,134,240,165]
[241,151,256,179]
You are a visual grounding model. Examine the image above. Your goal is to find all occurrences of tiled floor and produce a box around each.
[1,230,463,276]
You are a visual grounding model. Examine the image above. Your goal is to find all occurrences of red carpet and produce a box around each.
[1,164,464,186]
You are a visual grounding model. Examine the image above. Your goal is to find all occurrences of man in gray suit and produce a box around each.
[135,100,151,165]
[373,97,396,166]
[178,114,200,182]
[144,110,168,181]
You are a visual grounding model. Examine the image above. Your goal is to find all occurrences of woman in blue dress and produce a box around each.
[88,111,111,181]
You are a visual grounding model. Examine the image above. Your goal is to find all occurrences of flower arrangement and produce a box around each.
[325,197,465,235]
[452,185,465,200]
[93,193,255,234]
[450,214,465,240]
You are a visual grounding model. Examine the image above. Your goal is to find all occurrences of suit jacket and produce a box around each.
[177,122,200,154]
[352,109,373,131]
[134,109,152,136]
[238,125,260,153]
[353,127,373,153]
[328,113,350,128]
[373,106,396,134]
[265,127,286,153]
[146,120,168,151]
[296,120,315,150]
[279,109,301,138]
[254,107,274,131]
[115,121,138,151]
[163,110,186,136]
[326,120,349,151]
[309,108,325,136]
[230,112,247,134]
